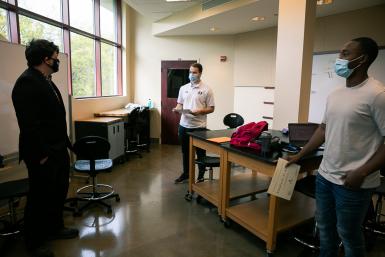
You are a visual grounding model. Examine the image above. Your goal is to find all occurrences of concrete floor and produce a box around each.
[1,144,385,257]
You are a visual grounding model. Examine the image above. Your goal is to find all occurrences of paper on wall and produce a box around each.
[267,158,300,200]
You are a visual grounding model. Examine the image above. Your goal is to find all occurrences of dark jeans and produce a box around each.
[316,174,374,257]
[24,147,70,248]
[178,125,206,176]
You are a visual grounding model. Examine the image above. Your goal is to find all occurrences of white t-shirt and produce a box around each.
[319,77,385,188]
[177,81,215,128]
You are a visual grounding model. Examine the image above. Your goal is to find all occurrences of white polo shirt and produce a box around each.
[177,81,215,128]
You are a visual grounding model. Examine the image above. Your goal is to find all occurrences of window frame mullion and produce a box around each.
[94,0,101,97]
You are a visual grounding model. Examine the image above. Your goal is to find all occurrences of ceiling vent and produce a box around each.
[202,0,233,11]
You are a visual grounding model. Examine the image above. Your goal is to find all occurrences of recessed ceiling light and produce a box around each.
[317,0,333,5]
[210,27,218,32]
[251,16,265,21]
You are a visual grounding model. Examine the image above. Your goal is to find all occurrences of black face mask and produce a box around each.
[49,58,60,73]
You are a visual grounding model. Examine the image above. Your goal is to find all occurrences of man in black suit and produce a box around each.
[12,39,78,257]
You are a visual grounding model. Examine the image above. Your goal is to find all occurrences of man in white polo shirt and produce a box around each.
[287,37,385,257]
[173,63,215,183]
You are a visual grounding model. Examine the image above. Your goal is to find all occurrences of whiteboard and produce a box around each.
[0,41,69,156]
[309,49,385,123]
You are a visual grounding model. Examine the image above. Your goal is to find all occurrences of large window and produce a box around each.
[0,0,122,98]
[101,42,117,96]
[100,0,116,42]
[18,0,62,22]
[71,33,96,97]
[0,8,9,41]
[69,0,94,34]
[19,15,63,50]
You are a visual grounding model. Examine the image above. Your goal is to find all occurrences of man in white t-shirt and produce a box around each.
[287,37,385,257]
[173,63,215,183]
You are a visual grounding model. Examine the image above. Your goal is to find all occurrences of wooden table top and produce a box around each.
[94,108,130,117]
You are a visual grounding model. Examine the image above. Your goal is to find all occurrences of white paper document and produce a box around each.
[174,108,192,114]
[267,158,300,200]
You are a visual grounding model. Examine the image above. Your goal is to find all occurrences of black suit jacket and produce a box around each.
[12,67,71,163]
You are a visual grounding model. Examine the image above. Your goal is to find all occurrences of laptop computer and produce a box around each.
[288,123,319,147]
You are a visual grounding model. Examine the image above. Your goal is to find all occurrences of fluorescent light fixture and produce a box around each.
[317,0,333,5]
[251,16,265,21]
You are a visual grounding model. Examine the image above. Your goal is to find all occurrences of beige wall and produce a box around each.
[130,7,235,139]
[234,27,277,87]
[234,4,385,87]
[122,4,385,139]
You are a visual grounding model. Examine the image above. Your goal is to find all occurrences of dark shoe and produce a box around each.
[197,171,205,183]
[174,173,189,184]
[49,227,79,240]
[28,245,54,257]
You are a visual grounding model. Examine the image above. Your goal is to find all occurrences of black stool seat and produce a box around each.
[295,175,316,198]
[74,159,112,173]
[223,113,244,129]
[0,178,29,200]
[195,156,220,167]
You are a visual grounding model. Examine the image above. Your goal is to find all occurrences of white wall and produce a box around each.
[131,7,235,138]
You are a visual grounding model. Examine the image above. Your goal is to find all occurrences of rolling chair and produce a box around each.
[0,178,29,237]
[195,113,245,182]
[67,136,120,216]
[293,174,319,251]
[125,107,142,159]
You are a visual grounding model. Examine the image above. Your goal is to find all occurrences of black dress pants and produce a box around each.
[178,125,206,176]
[23,147,70,248]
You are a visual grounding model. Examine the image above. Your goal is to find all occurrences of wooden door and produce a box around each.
[161,60,196,144]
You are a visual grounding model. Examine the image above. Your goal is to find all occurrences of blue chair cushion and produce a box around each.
[74,159,113,173]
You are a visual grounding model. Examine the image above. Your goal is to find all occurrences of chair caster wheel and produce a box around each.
[116,196,120,202]
[185,193,193,202]
[223,219,232,228]
[196,195,202,203]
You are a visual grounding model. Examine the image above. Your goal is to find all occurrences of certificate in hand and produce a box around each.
[267,158,300,200]
[174,108,192,114]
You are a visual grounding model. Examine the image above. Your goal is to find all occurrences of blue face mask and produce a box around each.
[334,55,363,78]
[189,73,199,83]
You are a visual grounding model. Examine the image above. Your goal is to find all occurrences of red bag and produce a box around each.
[230,121,268,152]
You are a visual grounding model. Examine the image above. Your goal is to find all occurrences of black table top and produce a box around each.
[189,129,322,164]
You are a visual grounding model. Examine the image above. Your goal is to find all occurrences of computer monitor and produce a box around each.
[288,123,319,147]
